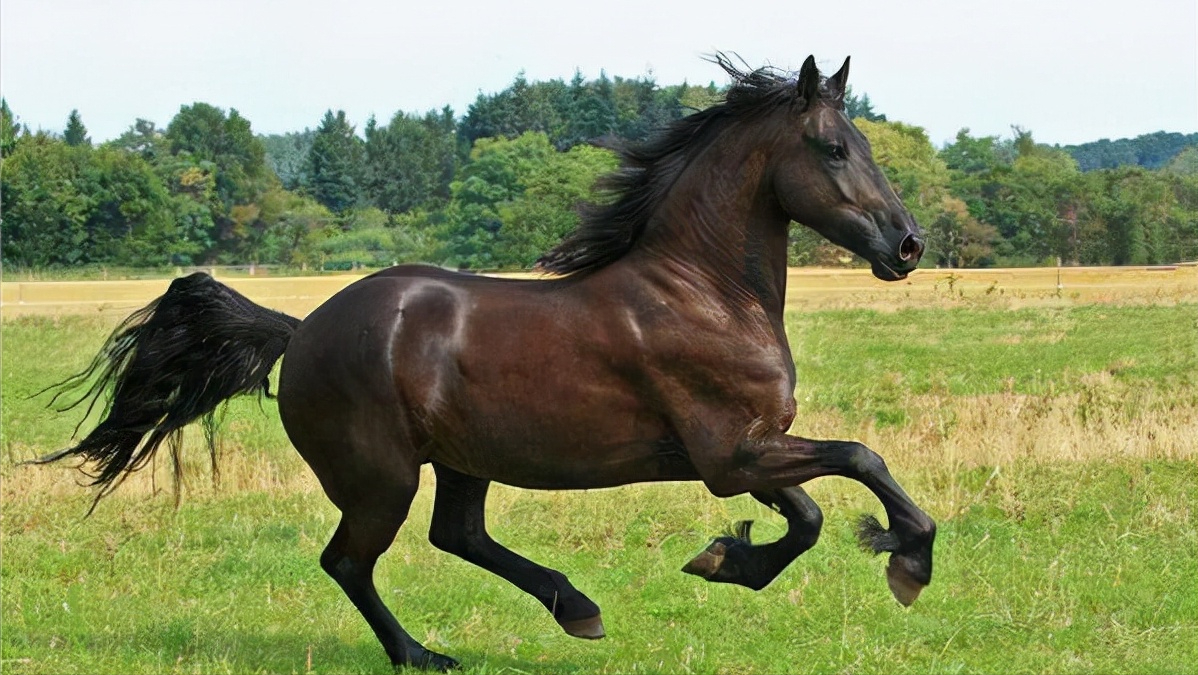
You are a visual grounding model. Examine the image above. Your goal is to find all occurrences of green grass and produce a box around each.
[3,306,1197,673]
[790,305,1197,395]
[788,305,1197,427]
[3,463,1195,674]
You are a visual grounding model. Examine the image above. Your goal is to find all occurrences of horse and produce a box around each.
[35,54,935,670]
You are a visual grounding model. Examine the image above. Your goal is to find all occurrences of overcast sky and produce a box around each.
[2,0,1195,148]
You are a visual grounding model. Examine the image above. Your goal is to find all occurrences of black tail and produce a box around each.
[30,272,301,514]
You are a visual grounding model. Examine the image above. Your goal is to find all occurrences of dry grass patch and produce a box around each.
[4,265,1195,318]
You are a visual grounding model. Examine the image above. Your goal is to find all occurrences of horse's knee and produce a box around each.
[319,524,349,576]
[320,530,375,588]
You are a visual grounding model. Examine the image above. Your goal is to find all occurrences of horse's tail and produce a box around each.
[29,272,301,514]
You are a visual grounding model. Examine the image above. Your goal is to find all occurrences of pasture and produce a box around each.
[2,266,1196,674]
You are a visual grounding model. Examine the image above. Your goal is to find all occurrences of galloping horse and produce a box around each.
[38,54,935,670]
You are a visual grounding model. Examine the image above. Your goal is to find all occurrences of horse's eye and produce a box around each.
[826,144,848,161]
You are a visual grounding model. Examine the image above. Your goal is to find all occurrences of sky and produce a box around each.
[2,0,1195,148]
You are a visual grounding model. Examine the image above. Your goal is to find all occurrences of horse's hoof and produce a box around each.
[886,556,927,606]
[558,613,605,639]
[417,650,461,671]
[681,540,727,579]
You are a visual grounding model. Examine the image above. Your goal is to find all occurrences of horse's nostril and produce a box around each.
[898,234,924,262]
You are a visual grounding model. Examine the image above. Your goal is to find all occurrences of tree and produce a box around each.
[1064,131,1198,171]
[64,109,90,147]
[844,85,885,122]
[1,132,181,267]
[1008,149,1087,263]
[1,98,21,157]
[305,110,363,214]
[252,187,336,266]
[569,71,619,143]
[1089,167,1185,265]
[165,103,268,205]
[941,128,1119,266]
[317,207,398,270]
[608,74,680,141]
[163,103,272,259]
[1162,172,1198,262]
[109,119,164,161]
[940,128,1015,175]
[436,131,616,269]
[492,142,618,265]
[1165,146,1198,176]
[363,108,459,214]
[459,73,572,148]
[79,145,178,265]
[260,129,315,190]
[672,80,721,113]
[1,133,91,267]
[925,196,998,267]
[458,70,683,151]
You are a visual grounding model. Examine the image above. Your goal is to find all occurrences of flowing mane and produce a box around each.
[537,54,820,276]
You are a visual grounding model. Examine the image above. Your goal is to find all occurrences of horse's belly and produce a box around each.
[428,419,699,490]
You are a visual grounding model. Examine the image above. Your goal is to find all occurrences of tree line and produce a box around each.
[2,71,1196,272]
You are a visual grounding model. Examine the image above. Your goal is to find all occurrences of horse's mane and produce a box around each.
[537,53,814,276]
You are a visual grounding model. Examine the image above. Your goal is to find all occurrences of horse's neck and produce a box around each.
[638,136,791,319]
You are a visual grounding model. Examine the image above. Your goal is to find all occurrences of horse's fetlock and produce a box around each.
[910,513,937,543]
[805,504,825,534]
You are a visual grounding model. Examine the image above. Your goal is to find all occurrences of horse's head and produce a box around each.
[771,56,924,281]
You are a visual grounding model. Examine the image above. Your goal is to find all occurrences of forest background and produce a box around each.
[3,71,1197,273]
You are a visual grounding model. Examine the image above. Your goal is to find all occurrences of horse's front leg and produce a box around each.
[681,486,823,591]
[695,434,936,606]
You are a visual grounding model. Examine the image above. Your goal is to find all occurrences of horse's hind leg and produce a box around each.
[682,486,823,591]
[696,436,936,606]
[428,462,604,639]
[319,480,459,671]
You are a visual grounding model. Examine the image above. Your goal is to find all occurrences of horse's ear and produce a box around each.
[796,55,820,107]
[826,56,850,106]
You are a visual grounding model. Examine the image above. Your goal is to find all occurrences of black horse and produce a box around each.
[36,55,935,670]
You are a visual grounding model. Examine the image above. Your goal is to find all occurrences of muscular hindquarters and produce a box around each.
[277,277,430,511]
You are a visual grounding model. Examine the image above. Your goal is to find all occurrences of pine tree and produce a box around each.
[844,86,886,122]
[64,109,91,147]
[306,110,363,214]
[1,98,21,157]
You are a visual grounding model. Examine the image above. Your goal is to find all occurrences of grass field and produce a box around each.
[2,267,1196,674]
